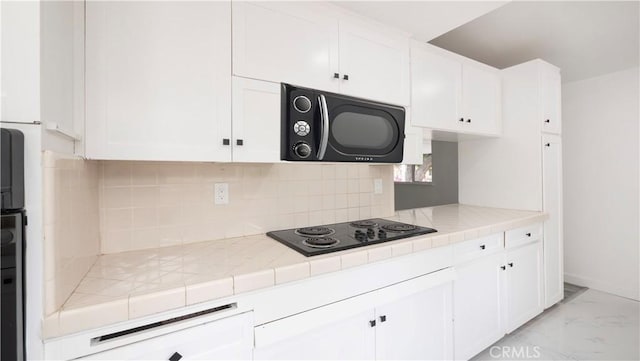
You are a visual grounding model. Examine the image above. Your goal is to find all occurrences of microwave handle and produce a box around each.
[317,94,329,160]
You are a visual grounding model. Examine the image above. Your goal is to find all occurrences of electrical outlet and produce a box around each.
[214,183,229,205]
[374,179,383,194]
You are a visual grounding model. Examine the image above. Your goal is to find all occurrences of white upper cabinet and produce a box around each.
[540,65,562,134]
[462,63,501,134]
[85,1,232,161]
[232,2,410,105]
[338,17,410,105]
[232,2,340,93]
[231,77,282,163]
[410,42,501,136]
[410,46,462,131]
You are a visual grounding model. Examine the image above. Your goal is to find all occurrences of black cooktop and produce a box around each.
[266,218,437,256]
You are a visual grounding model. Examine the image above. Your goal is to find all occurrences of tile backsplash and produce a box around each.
[99,162,394,254]
[43,152,101,314]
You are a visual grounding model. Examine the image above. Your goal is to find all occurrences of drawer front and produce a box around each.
[453,233,503,265]
[81,312,253,360]
[505,223,542,249]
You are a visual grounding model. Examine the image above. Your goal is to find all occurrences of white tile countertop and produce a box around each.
[43,204,547,338]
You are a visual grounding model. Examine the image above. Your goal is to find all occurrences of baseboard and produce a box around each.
[564,273,639,301]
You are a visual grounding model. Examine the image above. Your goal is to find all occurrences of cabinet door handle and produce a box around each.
[545,143,551,147]
[236,139,243,146]
[222,138,230,146]
[369,320,376,327]
[526,232,532,237]
[169,352,183,361]
[466,119,471,123]
[545,119,550,123]
[333,72,340,79]
[500,265,506,270]
[508,262,514,268]
[343,74,349,80]
[379,315,387,323]
[459,118,464,122]
[480,244,486,250]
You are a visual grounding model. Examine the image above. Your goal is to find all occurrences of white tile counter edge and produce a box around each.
[42,204,547,338]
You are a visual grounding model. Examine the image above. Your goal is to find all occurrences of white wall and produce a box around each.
[562,67,639,300]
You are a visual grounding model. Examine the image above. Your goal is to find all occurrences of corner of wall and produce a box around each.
[42,151,101,315]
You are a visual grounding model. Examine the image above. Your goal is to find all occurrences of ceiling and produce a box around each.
[335,1,639,83]
[430,1,640,82]
[333,1,508,41]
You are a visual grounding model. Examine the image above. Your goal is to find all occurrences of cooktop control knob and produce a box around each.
[293,121,310,136]
[293,96,312,113]
[293,142,312,159]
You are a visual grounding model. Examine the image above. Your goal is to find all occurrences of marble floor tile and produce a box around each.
[472,289,639,361]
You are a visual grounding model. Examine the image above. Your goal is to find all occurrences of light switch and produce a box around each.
[374,179,383,194]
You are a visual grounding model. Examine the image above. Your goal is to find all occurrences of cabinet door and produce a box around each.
[375,282,453,360]
[82,312,253,360]
[505,242,544,333]
[453,252,505,361]
[254,308,375,360]
[461,64,501,135]
[85,1,231,161]
[410,46,462,131]
[541,67,561,134]
[338,18,410,105]
[231,78,282,163]
[542,135,564,308]
[232,2,339,93]
[1,1,40,124]
[402,107,424,165]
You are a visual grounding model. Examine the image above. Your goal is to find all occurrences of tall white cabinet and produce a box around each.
[459,59,564,310]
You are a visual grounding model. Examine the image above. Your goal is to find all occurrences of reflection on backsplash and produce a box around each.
[99,162,394,254]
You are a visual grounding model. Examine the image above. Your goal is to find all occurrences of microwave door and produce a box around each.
[325,102,402,160]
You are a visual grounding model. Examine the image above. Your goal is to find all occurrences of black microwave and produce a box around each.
[281,84,405,163]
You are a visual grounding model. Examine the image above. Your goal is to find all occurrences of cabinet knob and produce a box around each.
[501,265,506,270]
[526,232,532,237]
[369,320,376,327]
[459,118,464,122]
[508,262,514,268]
[343,74,349,80]
[466,119,471,123]
[545,119,550,123]
[222,138,230,146]
[480,244,486,250]
[545,143,551,147]
[333,72,340,79]
[169,352,183,361]
[380,315,387,323]
[236,139,244,146]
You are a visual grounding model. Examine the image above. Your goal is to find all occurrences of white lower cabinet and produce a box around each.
[453,252,505,361]
[254,271,453,360]
[375,283,453,360]
[453,228,544,360]
[80,312,253,360]
[505,241,544,333]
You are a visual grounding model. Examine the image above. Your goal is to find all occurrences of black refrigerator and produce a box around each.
[1,128,25,361]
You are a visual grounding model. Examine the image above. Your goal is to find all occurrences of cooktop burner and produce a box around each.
[350,220,378,228]
[295,226,335,236]
[381,224,418,232]
[302,237,340,248]
[267,218,437,256]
